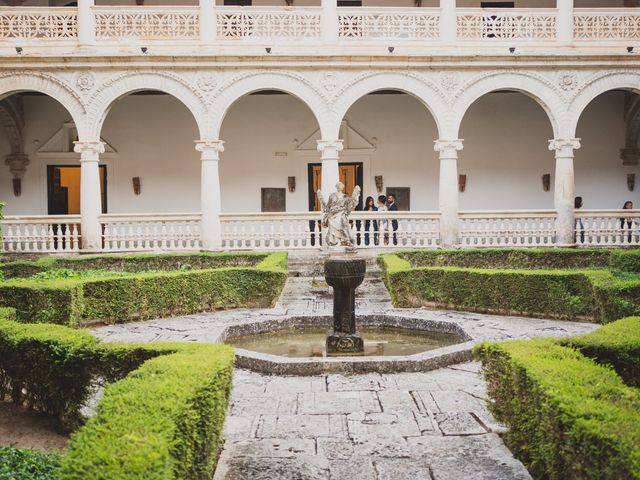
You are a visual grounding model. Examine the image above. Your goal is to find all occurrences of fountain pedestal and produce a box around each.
[325,257,366,356]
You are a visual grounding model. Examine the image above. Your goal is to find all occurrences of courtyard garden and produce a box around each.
[0,247,638,479]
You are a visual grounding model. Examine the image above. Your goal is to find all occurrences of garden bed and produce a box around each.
[379,249,640,323]
[0,252,288,326]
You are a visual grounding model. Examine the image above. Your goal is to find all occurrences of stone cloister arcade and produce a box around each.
[1,67,639,252]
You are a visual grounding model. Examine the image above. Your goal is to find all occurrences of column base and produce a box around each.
[326,333,364,356]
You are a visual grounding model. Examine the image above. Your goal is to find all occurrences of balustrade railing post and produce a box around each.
[556,0,574,46]
[78,0,96,47]
[322,0,339,43]
[440,0,457,45]
[200,0,216,46]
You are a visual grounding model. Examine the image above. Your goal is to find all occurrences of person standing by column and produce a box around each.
[575,196,584,244]
[387,193,399,246]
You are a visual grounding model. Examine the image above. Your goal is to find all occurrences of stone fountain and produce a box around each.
[325,257,366,355]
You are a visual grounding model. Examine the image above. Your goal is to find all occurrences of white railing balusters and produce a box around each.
[338,7,439,40]
[576,210,640,247]
[457,8,557,41]
[459,210,557,247]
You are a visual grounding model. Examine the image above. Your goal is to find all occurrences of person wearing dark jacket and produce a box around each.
[387,193,399,245]
[363,196,378,246]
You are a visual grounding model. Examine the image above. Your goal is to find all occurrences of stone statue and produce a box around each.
[317,181,361,251]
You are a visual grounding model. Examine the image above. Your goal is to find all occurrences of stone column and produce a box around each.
[74,141,105,251]
[321,0,338,43]
[556,0,574,46]
[196,140,224,251]
[78,0,96,47]
[317,140,343,199]
[440,0,457,45]
[435,139,463,248]
[200,0,216,46]
[549,138,580,246]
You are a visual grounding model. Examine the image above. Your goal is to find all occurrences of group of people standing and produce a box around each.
[362,194,398,246]
[575,196,636,243]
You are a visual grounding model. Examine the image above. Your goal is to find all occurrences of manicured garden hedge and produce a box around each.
[610,250,640,273]
[562,316,640,387]
[0,317,235,479]
[0,251,269,279]
[474,339,640,480]
[0,252,288,325]
[380,253,640,323]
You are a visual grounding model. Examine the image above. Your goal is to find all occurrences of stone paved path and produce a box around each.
[214,363,532,480]
[89,250,601,479]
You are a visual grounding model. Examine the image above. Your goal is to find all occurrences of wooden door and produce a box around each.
[308,163,363,211]
[47,165,107,215]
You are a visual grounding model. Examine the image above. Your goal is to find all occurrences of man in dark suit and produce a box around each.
[387,193,399,245]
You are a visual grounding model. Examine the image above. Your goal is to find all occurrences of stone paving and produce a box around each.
[89,250,601,480]
[213,363,532,480]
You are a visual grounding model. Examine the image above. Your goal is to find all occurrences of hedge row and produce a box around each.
[474,339,640,480]
[0,317,235,480]
[0,447,61,480]
[0,251,270,279]
[562,316,640,387]
[380,254,640,323]
[0,252,288,325]
[398,248,640,272]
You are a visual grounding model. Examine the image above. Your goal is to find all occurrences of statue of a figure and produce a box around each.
[317,182,361,250]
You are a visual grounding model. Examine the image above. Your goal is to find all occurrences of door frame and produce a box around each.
[307,162,364,211]
[46,165,108,215]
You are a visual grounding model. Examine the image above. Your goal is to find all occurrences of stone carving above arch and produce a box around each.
[449,71,565,138]
[567,70,640,137]
[86,70,209,140]
[207,70,331,140]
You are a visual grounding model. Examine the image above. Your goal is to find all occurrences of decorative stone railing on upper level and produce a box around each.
[0,5,638,49]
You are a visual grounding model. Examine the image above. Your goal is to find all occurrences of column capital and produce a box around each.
[434,139,464,154]
[548,138,581,156]
[317,140,343,159]
[73,141,105,159]
[195,140,225,160]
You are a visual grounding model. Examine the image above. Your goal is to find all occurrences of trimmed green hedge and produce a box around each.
[610,250,640,273]
[0,252,288,325]
[58,344,234,480]
[563,317,640,387]
[0,251,269,279]
[398,248,613,270]
[380,253,640,323]
[474,339,640,480]
[0,317,235,479]
[0,447,61,480]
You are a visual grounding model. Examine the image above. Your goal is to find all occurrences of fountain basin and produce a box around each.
[220,314,473,376]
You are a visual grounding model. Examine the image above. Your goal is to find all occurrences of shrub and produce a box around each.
[0,447,61,480]
[562,317,640,387]
[0,252,287,325]
[474,340,640,480]
[398,248,612,270]
[609,250,640,273]
[57,344,234,480]
[0,306,16,320]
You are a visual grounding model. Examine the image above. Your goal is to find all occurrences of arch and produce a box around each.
[568,71,640,137]
[87,72,208,140]
[0,73,86,138]
[209,72,328,139]
[451,72,563,139]
[332,72,448,139]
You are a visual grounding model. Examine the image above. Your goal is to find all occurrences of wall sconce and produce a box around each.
[375,175,383,193]
[628,173,636,192]
[627,46,635,53]
[132,177,141,195]
[542,173,551,192]
[12,178,21,197]
[288,176,296,193]
[458,174,467,193]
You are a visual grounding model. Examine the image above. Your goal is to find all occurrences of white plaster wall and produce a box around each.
[1,90,637,215]
[458,92,555,210]
[576,91,640,209]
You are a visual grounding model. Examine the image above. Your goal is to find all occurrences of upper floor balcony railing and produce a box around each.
[0,4,638,52]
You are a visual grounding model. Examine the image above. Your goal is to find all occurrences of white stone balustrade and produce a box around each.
[1,215,81,253]
[459,211,557,247]
[575,210,640,247]
[0,5,638,47]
